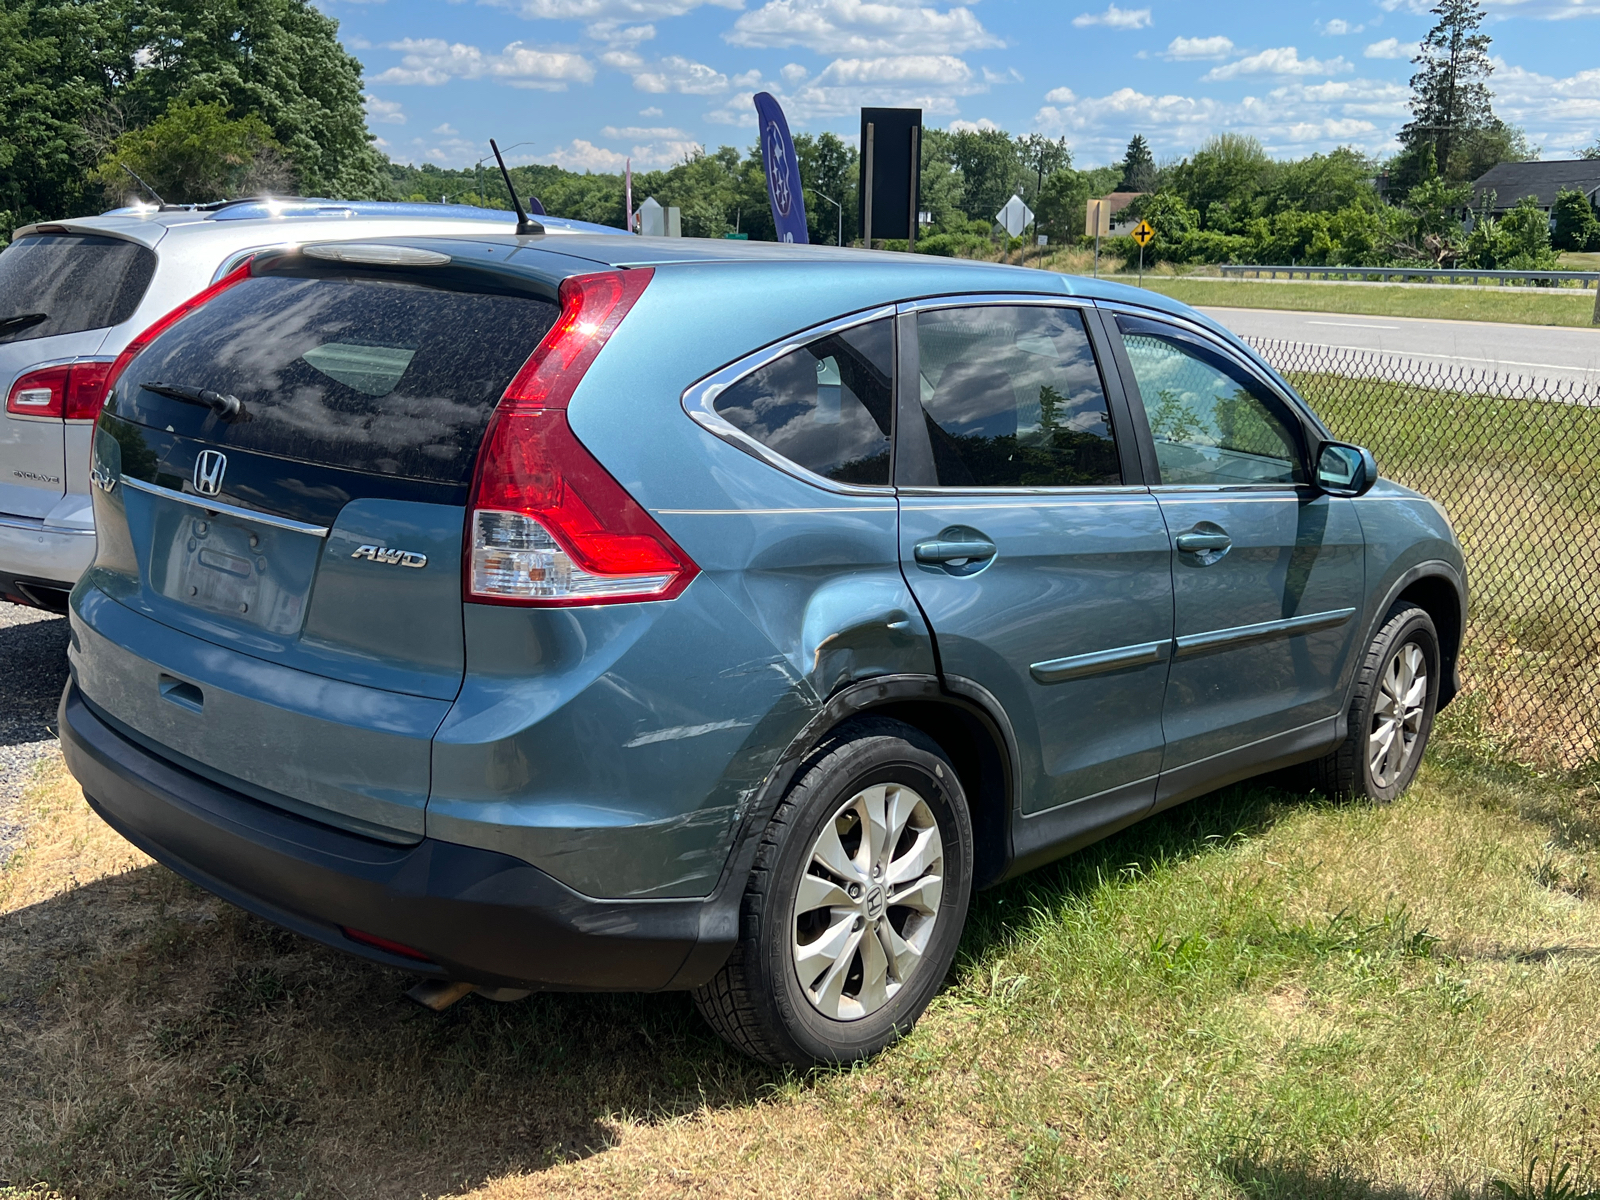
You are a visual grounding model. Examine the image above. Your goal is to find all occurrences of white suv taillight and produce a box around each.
[465,268,699,608]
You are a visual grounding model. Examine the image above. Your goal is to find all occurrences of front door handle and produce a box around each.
[1175,531,1231,553]
[914,538,997,564]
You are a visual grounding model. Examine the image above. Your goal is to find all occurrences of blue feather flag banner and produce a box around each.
[754,93,808,244]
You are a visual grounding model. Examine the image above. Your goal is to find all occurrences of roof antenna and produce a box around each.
[489,139,543,236]
[120,163,169,208]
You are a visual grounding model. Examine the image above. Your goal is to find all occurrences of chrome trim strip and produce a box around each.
[0,512,94,536]
[895,291,1084,315]
[681,304,898,497]
[1030,638,1170,684]
[1174,607,1357,658]
[119,476,331,538]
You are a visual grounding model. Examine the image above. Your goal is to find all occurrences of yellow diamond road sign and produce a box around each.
[1131,220,1155,246]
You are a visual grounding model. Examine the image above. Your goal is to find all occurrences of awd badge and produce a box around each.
[351,544,428,569]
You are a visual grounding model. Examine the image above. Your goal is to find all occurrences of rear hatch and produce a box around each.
[74,243,562,839]
[1,231,157,519]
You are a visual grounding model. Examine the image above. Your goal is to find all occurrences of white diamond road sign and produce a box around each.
[996,195,1034,238]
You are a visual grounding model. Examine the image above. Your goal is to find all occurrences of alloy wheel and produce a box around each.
[1370,640,1429,789]
[791,782,945,1020]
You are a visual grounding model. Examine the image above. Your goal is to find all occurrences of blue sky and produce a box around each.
[332,0,1600,172]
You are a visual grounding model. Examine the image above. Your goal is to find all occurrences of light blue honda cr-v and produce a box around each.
[59,233,1465,1065]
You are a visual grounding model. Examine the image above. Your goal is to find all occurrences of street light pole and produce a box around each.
[810,188,844,246]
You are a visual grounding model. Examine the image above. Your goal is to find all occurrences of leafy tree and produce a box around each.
[949,128,1024,226]
[1399,0,1495,185]
[1167,134,1270,231]
[1258,147,1377,216]
[1395,174,1472,264]
[1451,118,1534,183]
[1464,195,1557,269]
[1119,134,1156,193]
[1580,140,1600,160]
[92,100,289,203]
[122,0,386,197]
[1551,187,1600,253]
[1036,168,1088,242]
[0,0,136,230]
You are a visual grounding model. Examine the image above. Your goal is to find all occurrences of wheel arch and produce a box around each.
[1387,565,1465,709]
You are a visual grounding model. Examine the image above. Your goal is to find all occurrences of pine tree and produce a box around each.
[1399,0,1494,181]
[1120,135,1155,192]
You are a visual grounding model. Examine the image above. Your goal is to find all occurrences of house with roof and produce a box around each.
[1470,160,1600,216]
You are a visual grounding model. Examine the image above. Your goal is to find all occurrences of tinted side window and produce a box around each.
[0,234,157,344]
[712,318,894,486]
[1117,322,1304,486]
[915,305,1120,488]
[105,275,557,484]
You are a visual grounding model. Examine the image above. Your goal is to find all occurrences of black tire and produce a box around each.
[693,717,974,1066]
[1306,602,1440,802]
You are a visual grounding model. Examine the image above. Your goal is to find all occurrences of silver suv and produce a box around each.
[0,199,623,610]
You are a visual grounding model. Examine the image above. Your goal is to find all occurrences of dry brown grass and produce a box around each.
[3,747,1598,1199]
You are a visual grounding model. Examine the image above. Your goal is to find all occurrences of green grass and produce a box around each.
[1117,278,1600,328]
[4,746,1600,1199]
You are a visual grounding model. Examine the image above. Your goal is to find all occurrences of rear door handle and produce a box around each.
[914,538,997,564]
[1175,531,1231,553]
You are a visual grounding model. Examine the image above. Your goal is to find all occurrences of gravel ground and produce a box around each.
[0,600,70,868]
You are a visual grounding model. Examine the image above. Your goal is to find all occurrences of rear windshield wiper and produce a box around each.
[0,313,48,338]
[140,381,249,422]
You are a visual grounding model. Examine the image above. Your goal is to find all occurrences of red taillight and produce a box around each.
[6,360,114,420]
[99,257,257,409]
[466,268,698,607]
[341,927,435,963]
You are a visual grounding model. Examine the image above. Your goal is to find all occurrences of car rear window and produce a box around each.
[0,234,157,344]
[104,273,559,484]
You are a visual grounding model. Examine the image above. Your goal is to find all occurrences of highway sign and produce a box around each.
[1131,220,1155,246]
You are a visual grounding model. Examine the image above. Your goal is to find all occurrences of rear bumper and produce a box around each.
[59,679,732,991]
[0,513,94,608]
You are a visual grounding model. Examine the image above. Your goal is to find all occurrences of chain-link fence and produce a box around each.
[1245,338,1600,771]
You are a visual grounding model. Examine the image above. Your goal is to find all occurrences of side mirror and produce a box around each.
[1316,441,1377,497]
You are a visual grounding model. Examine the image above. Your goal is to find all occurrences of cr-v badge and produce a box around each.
[351,545,428,569]
[193,450,227,497]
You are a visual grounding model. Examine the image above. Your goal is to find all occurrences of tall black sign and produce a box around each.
[858,108,922,245]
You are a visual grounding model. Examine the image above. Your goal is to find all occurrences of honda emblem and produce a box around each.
[193,449,227,497]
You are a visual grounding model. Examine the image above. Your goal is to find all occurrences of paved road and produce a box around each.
[1197,306,1600,392]
[0,603,69,866]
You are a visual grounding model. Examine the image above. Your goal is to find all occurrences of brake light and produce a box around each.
[466,268,698,607]
[99,257,256,408]
[6,360,115,420]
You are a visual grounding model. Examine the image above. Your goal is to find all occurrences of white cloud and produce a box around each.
[726,0,1003,55]
[603,51,733,92]
[587,20,656,42]
[814,54,971,85]
[432,121,459,135]
[1163,35,1234,60]
[781,61,809,82]
[948,116,1000,132]
[1364,37,1407,58]
[363,93,406,124]
[491,0,739,19]
[601,123,692,137]
[1071,4,1151,28]
[536,138,630,170]
[1319,18,1364,34]
[1202,46,1352,80]
[1483,60,1600,148]
[374,39,595,88]
[639,104,663,114]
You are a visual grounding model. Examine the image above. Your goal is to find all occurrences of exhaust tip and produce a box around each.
[406,979,478,1011]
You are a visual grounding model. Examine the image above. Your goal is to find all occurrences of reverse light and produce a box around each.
[466,268,699,607]
[6,359,115,420]
[99,257,257,408]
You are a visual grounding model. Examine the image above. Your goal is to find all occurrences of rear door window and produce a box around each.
[0,234,157,344]
[914,305,1121,488]
[711,318,894,486]
[104,272,559,484]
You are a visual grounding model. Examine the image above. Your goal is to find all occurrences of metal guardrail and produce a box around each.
[1220,264,1600,288]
